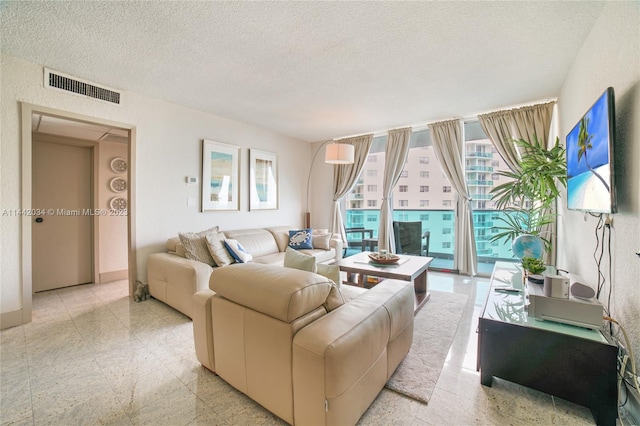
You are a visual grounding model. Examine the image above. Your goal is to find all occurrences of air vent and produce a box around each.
[44,68,121,105]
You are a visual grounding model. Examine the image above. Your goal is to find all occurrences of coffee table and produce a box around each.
[337,251,433,313]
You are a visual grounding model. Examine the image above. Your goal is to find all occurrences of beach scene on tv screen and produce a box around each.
[566,90,612,212]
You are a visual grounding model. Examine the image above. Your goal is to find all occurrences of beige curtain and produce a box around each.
[428,119,477,276]
[331,134,374,245]
[477,101,555,172]
[478,101,556,264]
[378,127,412,252]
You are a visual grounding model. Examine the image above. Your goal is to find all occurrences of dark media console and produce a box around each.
[477,262,617,425]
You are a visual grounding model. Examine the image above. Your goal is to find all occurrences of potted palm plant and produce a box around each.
[490,136,568,257]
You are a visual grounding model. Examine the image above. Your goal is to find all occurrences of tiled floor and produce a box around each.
[1,272,611,425]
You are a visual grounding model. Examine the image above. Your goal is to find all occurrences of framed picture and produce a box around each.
[201,140,240,211]
[249,149,278,210]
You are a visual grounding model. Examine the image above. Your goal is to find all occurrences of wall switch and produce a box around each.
[186,176,198,184]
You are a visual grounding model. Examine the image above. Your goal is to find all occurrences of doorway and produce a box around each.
[20,103,137,323]
[32,141,93,291]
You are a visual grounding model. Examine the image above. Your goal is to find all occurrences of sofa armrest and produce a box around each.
[192,289,216,372]
[292,280,414,426]
[147,253,213,318]
[330,237,343,262]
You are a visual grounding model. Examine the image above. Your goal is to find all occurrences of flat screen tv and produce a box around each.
[566,87,617,214]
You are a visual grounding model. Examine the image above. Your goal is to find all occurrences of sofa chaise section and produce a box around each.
[192,263,414,425]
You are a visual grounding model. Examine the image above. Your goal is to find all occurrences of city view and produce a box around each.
[343,123,517,273]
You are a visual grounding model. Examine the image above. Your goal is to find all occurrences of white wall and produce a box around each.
[1,54,311,319]
[557,2,640,369]
[97,141,129,279]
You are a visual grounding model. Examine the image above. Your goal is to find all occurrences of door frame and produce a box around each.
[20,103,137,324]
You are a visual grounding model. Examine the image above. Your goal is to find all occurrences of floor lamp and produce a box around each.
[305,141,355,228]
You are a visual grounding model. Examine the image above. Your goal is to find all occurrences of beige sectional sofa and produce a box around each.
[147,225,343,318]
[192,263,414,425]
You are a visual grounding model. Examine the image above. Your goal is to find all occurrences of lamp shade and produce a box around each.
[324,143,355,164]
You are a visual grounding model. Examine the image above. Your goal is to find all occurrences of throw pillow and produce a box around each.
[178,226,219,265]
[323,283,345,312]
[288,228,313,250]
[316,263,341,288]
[223,239,253,263]
[205,231,235,266]
[312,233,331,250]
[283,247,316,273]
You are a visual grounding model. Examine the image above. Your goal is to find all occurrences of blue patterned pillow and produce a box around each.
[223,239,253,263]
[288,229,313,250]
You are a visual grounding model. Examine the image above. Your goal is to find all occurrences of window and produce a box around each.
[420,185,429,192]
[399,185,408,192]
[442,213,452,220]
[420,171,429,178]
[367,185,377,192]
[397,213,409,221]
[420,214,429,220]
[477,201,486,209]
[443,200,452,207]
[442,242,451,249]
[443,186,452,193]
[442,228,452,235]
[420,200,429,207]
[491,173,499,180]
[400,171,408,178]
[367,155,377,162]
[492,160,500,167]
[367,169,377,177]
[399,200,408,207]
[367,200,377,207]
[367,215,377,222]
[419,157,429,164]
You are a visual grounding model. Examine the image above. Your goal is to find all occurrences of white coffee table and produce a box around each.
[337,251,433,313]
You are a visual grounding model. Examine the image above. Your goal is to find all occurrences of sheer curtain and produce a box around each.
[477,101,556,264]
[428,119,477,276]
[330,134,373,245]
[378,127,412,253]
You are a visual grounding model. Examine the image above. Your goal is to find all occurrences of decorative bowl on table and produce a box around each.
[368,253,400,264]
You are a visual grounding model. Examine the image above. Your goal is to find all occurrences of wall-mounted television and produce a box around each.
[566,87,617,214]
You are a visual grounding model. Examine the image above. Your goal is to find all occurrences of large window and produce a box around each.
[344,122,516,275]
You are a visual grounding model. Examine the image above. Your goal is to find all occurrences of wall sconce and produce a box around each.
[306,141,355,227]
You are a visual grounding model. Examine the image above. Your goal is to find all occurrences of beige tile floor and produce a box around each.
[0,272,613,425]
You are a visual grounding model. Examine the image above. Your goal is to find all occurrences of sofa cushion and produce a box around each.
[298,248,335,264]
[205,232,234,267]
[225,228,280,258]
[166,237,187,258]
[210,263,332,323]
[251,252,285,266]
[288,229,313,250]
[265,226,293,252]
[283,247,316,272]
[178,226,219,265]
[224,239,253,263]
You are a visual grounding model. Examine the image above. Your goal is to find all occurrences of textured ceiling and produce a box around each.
[1,1,605,142]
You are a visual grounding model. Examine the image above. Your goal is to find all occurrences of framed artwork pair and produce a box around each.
[201,140,278,212]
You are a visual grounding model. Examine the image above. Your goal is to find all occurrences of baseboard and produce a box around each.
[99,269,128,283]
[0,308,24,330]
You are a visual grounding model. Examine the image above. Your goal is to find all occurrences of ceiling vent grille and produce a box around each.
[44,68,121,105]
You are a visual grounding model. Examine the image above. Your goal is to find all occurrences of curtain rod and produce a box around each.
[325,97,557,141]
